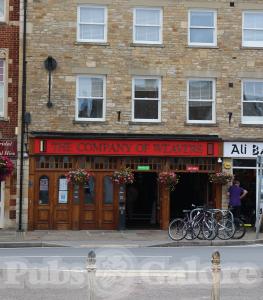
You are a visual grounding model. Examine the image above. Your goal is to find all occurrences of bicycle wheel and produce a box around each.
[168,218,187,241]
[217,219,235,240]
[202,217,218,240]
[232,218,246,239]
[185,221,201,240]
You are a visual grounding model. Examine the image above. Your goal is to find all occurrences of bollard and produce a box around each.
[211,251,221,300]
[86,250,96,300]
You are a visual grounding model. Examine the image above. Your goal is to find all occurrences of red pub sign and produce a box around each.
[0,139,17,157]
[34,139,220,157]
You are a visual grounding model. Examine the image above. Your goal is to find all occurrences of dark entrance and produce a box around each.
[170,173,212,219]
[126,172,159,228]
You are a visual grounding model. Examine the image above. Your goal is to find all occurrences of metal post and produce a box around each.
[86,250,96,300]
[256,156,263,239]
[211,251,221,300]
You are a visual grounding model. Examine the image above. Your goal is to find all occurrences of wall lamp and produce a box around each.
[228,112,233,124]
[217,157,222,163]
[44,56,57,108]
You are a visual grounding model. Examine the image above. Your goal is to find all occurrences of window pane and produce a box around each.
[233,159,256,168]
[136,9,160,26]
[189,101,213,120]
[134,79,159,98]
[189,81,213,100]
[79,77,103,97]
[39,176,49,205]
[190,11,214,27]
[244,82,263,101]
[58,177,68,204]
[0,84,3,115]
[134,100,158,119]
[244,29,263,42]
[135,26,160,42]
[80,7,104,23]
[190,28,214,43]
[84,177,95,204]
[244,13,263,29]
[243,102,263,116]
[104,176,113,204]
[78,98,103,118]
[80,24,104,40]
[0,0,4,17]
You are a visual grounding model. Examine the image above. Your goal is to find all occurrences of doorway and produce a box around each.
[126,172,159,229]
[170,173,212,219]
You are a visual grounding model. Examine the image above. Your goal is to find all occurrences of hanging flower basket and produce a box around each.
[209,172,233,185]
[0,156,14,181]
[65,169,93,185]
[158,171,179,192]
[112,167,134,185]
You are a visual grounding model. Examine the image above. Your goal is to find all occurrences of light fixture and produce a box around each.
[44,56,57,108]
[217,157,222,163]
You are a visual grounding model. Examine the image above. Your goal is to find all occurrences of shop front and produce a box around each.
[28,134,222,230]
[224,141,263,225]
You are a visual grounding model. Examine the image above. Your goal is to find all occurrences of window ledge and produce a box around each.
[185,122,218,127]
[187,45,219,49]
[241,46,263,50]
[130,43,164,48]
[129,121,164,125]
[73,120,108,125]
[0,117,9,122]
[239,123,263,128]
[74,42,110,46]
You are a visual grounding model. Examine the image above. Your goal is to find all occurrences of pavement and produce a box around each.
[0,228,262,248]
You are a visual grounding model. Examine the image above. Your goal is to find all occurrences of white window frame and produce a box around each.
[242,11,263,48]
[133,7,163,44]
[241,79,263,124]
[75,75,106,122]
[0,0,6,23]
[187,78,216,124]
[77,5,107,43]
[188,9,217,47]
[132,76,161,122]
[0,58,6,118]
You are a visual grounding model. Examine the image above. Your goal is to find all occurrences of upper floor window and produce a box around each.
[0,59,5,117]
[187,79,215,123]
[132,77,161,122]
[76,75,106,121]
[77,6,107,42]
[243,12,263,47]
[133,8,162,44]
[242,80,263,124]
[188,10,217,46]
[0,0,4,22]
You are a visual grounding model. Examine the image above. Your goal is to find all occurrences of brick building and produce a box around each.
[21,0,263,230]
[0,0,19,228]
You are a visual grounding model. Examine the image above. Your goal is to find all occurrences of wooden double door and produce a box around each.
[33,171,119,230]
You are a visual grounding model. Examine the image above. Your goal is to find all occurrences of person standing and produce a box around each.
[227,180,248,218]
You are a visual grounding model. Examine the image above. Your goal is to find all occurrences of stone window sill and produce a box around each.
[129,121,164,126]
[184,122,218,127]
[186,45,219,49]
[239,123,263,128]
[241,46,263,50]
[74,42,110,46]
[130,43,164,48]
[0,117,9,122]
[73,120,109,125]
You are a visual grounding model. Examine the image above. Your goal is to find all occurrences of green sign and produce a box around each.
[137,166,150,171]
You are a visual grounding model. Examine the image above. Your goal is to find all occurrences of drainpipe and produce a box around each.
[18,0,27,231]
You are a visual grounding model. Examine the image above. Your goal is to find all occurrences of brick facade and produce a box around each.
[0,0,19,228]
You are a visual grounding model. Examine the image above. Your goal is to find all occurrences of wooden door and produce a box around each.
[79,172,118,229]
[34,173,53,230]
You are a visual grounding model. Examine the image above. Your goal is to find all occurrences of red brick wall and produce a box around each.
[0,0,19,138]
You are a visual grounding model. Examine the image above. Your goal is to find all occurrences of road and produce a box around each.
[0,245,262,299]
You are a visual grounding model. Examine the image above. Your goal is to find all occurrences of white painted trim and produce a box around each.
[75,75,106,122]
[187,78,216,124]
[132,76,161,122]
[242,11,263,48]
[133,7,163,44]
[188,9,217,47]
[77,5,107,43]
[0,181,5,228]
[241,79,263,124]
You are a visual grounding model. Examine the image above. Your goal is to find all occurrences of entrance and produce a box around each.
[233,169,256,225]
[126,172,159,229]
[170,173,212,219]
[0,182,4,228]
